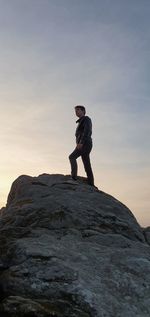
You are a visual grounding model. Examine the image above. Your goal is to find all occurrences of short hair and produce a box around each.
[75,105,86,114]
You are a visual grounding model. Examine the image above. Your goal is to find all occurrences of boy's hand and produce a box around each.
[77,144,83,150]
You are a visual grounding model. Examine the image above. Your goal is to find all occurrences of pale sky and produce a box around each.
[0,0,150,227]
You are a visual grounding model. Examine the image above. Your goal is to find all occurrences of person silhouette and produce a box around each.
[69,105,94,186]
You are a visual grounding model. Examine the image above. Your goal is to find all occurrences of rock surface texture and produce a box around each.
[0,174,150,317]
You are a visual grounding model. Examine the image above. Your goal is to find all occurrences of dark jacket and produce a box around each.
[75,116,92,145]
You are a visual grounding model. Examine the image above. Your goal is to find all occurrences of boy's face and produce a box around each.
[75,107,85,118]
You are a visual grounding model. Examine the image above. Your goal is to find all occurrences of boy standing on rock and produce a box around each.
[69,105,94,186]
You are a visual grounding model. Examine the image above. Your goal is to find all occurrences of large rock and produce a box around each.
[0,174,150,317]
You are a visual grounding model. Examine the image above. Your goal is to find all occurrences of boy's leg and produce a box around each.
[69,148,81,179]
[81,153,94,186]
[81,143,94,186]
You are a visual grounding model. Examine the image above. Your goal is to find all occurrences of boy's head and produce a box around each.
[75,105,86,117]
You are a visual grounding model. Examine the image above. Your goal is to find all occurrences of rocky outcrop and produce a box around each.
[0,174,150,317]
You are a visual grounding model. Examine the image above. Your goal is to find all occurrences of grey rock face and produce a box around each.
[0,174,150,317]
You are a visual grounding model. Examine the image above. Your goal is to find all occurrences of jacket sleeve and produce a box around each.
[79,117,92,144]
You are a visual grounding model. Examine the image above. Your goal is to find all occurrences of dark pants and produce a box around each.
[69,142,94,186]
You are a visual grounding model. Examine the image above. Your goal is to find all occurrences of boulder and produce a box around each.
[0,174,150,317]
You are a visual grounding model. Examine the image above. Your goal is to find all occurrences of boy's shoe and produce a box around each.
[72,176,77,181]
[88,184,99,191]
[65,176,78,185]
